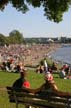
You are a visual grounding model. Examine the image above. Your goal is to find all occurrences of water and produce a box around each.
[50,45,71,65]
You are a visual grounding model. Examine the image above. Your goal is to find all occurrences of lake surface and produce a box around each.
[50,44,71,64]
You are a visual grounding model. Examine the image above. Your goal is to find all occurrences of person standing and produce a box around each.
[43,58,48,74]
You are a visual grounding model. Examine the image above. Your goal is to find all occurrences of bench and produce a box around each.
[6,86,71,108]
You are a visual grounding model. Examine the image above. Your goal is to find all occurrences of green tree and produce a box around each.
[0,0,71,23]
[0,34,6,46]
[9,30,24,44]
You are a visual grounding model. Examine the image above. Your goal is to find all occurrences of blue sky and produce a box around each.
[0,4,71,38]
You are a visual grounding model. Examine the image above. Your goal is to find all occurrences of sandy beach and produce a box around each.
[23,43,61,66]
[0,43,61,67]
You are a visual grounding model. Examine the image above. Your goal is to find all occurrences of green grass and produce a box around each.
[0,70,44,88]
[53,73,71,92]
[0,70,44,108]
[0,70,71,108]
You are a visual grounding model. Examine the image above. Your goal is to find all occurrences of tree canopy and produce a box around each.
[0,0,71,23]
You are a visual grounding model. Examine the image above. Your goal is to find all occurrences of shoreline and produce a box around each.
[49,44,71,65]
[24,43,61,66]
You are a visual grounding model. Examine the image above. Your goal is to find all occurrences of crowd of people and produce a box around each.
[0,43,71,108]
[0,44,71,92]
[36,59,58,74]
[0,43,60,71]
[36,58,71,80]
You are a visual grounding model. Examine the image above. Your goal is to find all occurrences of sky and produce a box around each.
[0,4,71,38]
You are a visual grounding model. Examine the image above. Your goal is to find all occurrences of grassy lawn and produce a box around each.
[0,70,71,108]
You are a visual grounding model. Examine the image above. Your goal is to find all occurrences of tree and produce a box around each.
[0,0,71,23]
[9,30,24,44]
[0,34,6,45]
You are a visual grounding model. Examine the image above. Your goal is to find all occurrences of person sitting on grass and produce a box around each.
[51,62,57,72]
[59,64,71,79]
[59,68,66,79]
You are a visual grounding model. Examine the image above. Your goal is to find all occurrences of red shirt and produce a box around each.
[23,81,30,88]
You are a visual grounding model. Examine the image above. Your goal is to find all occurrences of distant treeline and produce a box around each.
[25,37,71,44]
[0,30,71,46]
